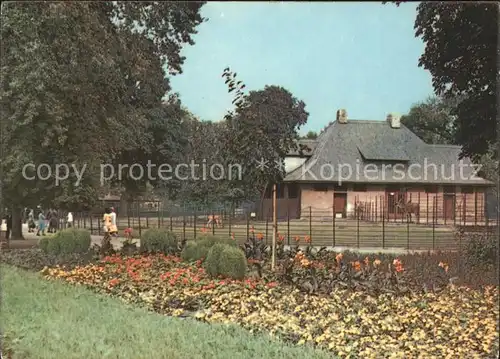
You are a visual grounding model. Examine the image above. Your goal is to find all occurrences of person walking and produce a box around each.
[28,209,35,233]
[37,211,46,236]
[67,211,73,228]
[5,213,12,240]
[110,207,118,237]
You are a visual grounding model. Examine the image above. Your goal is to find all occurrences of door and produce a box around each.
[386,190,406,219]
[333,193,347,218]
[443,195,455,221]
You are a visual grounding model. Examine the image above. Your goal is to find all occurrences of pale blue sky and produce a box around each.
[169,2,434,135]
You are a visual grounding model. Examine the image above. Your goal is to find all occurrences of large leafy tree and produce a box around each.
[401,96,458,145]
[221,69,309,203]
[1,2,205,238]
[387,2,498,161]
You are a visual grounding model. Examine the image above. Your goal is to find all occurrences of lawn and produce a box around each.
[76,217,458,250]
[1,265,331,359]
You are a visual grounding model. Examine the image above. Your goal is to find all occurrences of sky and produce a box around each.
[169,2,434,135]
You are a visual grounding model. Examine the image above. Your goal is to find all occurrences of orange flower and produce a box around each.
[351,261,361,272]
[393,258,404,273]
[294,236,300,243]
[300,258,310,267]
[335,253,343,263]
[231,232,235,240]
[373,259,381,267]
[201,227,208,233]
[278,234,285,243]
[304,235,311,244]
[256,233,264,240]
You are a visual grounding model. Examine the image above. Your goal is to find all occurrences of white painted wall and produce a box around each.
[284,157,307,174]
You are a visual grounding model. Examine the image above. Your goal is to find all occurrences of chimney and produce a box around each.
[387,113,401,128]
[336,109,348,123]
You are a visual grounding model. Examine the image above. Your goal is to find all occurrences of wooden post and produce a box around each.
[271,183,277,271]
[332,192,336,247]
[382,196,385,248]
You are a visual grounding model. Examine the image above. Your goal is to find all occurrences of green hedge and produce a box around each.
[181,235,238,262]
[204,243,247,280]
[140,228,178,254]
[38,228,91,255]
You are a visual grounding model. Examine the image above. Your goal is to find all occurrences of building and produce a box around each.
[259,110,494,225]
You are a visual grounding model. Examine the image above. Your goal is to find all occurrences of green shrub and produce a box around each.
[464,233,498,268]
[218,246,247,280]
[204,243,247,280]
[140,228,178,254]
[38,229,91,255]
[180,235,238,263]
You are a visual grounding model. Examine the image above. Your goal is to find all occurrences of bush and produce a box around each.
[464,233,498,268]
[204,244,247,280]
[140,228,178,254]
[204,243,227,277]
[39,228,91,255]
[181,235,238,262]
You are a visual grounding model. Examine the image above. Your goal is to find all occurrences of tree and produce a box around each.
[221,68,309,203]
[401,96,457,145]
[302,131,318,140]
[387,2,498,161]
[0,2,205,238]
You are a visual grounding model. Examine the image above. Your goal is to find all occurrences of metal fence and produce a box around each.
[72,199,498,251]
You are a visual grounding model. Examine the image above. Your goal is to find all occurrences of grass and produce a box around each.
[0,265,332,359]
[74,217,459,250]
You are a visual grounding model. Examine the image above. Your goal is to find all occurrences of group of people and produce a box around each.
[25,208,74,236]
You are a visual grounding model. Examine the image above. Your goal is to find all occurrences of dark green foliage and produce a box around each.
[204,243,228,277]
[463,233,499,268]
[39,228,91,255]
[181,235,238,263]
[1,248,97,271]
[387,2,498,160]
[242,233,268,261]
[140,228,178,254]
[217,246,248,280]
[205,244,247,280]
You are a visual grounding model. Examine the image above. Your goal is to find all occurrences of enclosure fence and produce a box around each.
[70,197,498,251]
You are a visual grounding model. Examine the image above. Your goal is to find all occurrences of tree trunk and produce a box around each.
[11,206,24,240]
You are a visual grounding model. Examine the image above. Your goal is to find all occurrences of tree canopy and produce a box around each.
[387,2,498,161]
[1,2,205,237]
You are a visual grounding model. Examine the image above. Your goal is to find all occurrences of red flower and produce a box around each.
[256,233,264,240]
[267,281,278,288]
[304,235,311,244]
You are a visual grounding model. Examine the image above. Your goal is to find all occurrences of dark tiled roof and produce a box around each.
[285,119,493,185]
[287,139,317,156]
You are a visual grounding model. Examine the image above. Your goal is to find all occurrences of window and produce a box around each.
[277,184,285,199]
[425,185,438,193]
[352,184,367,192]
[461,186,474,194]
[313,184,329,192]
[288,183,299,199]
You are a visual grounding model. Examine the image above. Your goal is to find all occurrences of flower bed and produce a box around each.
[40,251,499,358]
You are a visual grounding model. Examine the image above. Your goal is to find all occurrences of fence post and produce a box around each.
[265,216,268,245]
[382,196,385,249]
[432,197,436,250]
[474,191,478,226]
[83,214,87,229]
[90,215,93,235]
[356,206,360,248]
[228,209,232,238]
[157,202,161,228]
[309,206,312,240]
[138,207,142,238]
[247,214,250,240]
[194,209,197,240]
[146,213,149,229]
[170,216,173,231]
[287,204,290,246]
[406,213,410,250]
[332,193,336,247]
[183,214,186,242]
